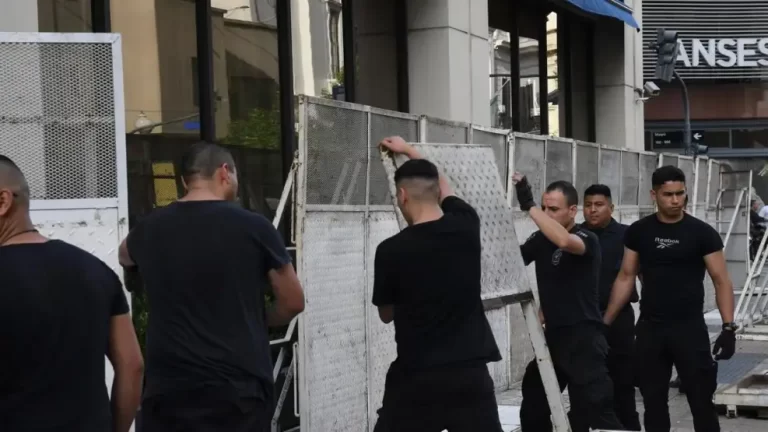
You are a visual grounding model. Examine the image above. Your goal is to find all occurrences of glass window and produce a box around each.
[733,129,768,149]
[38,0,92,32]
[519,35,540,134]
[489,28,513,129]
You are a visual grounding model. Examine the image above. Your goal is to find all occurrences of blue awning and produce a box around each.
[565,0,640,29]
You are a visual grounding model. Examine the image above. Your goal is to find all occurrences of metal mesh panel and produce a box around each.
[545,138,573,185]
[709,161,721,207]
[424,117,469,143]
[598,148,621,202]
[305,104,368,205]
[696,158,707,204]
[389,144,530,300]
[721,171,750,207]
[486,307,511,391]
[639,154,658,206]
[661,154,678,169]
[678,157,695,193]
[0,42,116,199]
[472,128,508,184]
[368,113,418,205]
[620,152,639,205]
[575,143,599,202]
[301,211,368,431]
[513,135,546,200]
[366,211,400,430]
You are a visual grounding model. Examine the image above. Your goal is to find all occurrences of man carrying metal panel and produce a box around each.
[604,165,736,432]
[582,184,641,431]
[0,156,144,432]
[513,174,624,432]
[119,142,305,432]
[372,137,503,432]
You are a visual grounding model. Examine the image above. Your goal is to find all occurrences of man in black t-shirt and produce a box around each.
[119,142,305,432]
[582,184,640,430]
[514,175,624,432]
[372,136,502,432]
[0,156,144,432]
[604,165,736,432]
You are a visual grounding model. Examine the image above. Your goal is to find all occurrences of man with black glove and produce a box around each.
[514,173,624,432]
[604,165,736,432]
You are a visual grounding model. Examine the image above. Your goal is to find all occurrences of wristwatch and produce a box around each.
[722,322,739,332]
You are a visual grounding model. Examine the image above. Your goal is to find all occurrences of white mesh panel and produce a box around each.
[0,42,116,200]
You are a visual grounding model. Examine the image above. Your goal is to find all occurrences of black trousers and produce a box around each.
[605,305,641,431]
[635,317,719,432]
[373,362,503,432]
[520,322,624,432]
[140,387,272,432]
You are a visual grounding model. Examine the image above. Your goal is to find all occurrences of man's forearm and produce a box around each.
[604,275,635,324]
[528,207,571,249]
[267,303,299,327]
[111,370,142,432]
[715,280,735,323]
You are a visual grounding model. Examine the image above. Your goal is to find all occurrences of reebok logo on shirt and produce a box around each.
[655,237,680,249]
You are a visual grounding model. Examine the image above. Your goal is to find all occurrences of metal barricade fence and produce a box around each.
[291,95,728,431]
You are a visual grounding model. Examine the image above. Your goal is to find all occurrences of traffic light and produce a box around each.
[653,29,679,83]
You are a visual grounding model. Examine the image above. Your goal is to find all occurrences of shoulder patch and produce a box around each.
[525,232,539,243]
[575,230,589,239]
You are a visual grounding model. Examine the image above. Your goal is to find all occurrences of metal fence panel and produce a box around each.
[546,137,574,186]
[709,161,721,207]
[695,158,707,205]
[575,143,599,202]
[423,116,469,143]
[369,111,419,205]
[598,148,621,202]
[472,127,509,184]
[305,103,368,205]
[660,154,678,169]
[620,152,640,205]
[301,211,368,432]
[639,154,658,206]
[513,134,547,200]
[678,156,695,195]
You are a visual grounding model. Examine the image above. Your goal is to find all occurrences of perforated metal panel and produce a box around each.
[0,40,118,200]
[472,127,509,184]
[545,138,573,185]
[598,148,621,202]
[620,152,640,205]
[424,117,469,144]
[661,154,679,169]
[678,157,695,193]
[575,143,599,202]
[639,154,658,206]
[301,211,368,431]
[486,307,511,391]
[709,161,721,207]
[369,112,419,206]
[513,135,546,200]
[696,158,708,204]
[389,143,531,300]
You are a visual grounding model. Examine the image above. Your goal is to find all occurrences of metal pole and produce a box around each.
[276,0,296,243]
[195,0,216,141]
[91,0,111,33]
[538,10,549,136]
[342,0,357,102]
[674,70,692,155]
[394,0,409,112]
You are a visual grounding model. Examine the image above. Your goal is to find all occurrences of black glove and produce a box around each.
[515,176,536,211]
[712,328,736,360]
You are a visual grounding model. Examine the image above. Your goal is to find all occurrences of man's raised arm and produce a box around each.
[379,136,454,202]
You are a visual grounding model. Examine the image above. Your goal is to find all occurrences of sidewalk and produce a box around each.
[496,340,768,432]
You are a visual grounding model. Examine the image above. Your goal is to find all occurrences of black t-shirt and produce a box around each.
[372,196,501,371]
[520,226,603,329]
[0,240,129,431]
[584,219,639,310]
[625,213,723,321]
[126,200,291,400]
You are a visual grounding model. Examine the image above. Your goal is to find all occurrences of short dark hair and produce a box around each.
[180,142,236,183]
[546,180,579,207]
[652,165,686,189]
[394,159,439,184]
[0,155,30,201]
[584,184,612,201]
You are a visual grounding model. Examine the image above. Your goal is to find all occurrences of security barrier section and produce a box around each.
[0,33,128,396]
[293,96,724,432]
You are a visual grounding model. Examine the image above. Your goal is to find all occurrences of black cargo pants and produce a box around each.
[605,305,641,431]
[520,322,624,432]
[635,317,719,432]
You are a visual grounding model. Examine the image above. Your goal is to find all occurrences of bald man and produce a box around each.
[0,155,143,432]
[372,137,503,432]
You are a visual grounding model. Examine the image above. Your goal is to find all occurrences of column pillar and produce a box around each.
[593,0,644,150]
[406,0,491,126]
[0,0,38,31]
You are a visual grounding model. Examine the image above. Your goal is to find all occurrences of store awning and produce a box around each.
[564,0,640,29]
